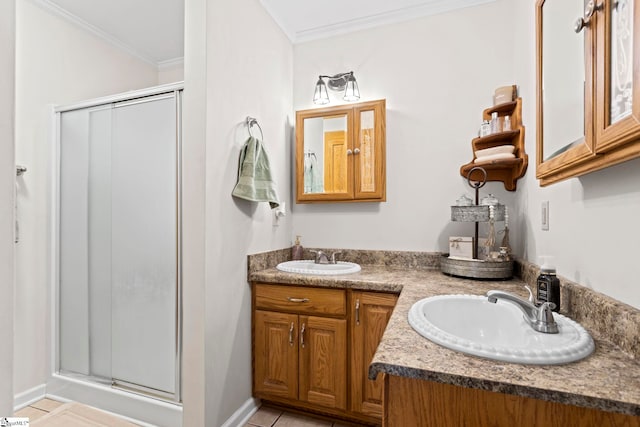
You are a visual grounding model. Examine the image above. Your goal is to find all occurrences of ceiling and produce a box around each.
[44,0,184,66]
[260,0,494,43]
[40,0,491,65]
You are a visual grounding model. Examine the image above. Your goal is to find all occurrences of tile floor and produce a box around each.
[13,398,65,422]
[244,405,369,427]
[16,399,368,427]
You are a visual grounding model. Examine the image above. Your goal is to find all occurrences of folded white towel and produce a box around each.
[474,145,515,158]
[474,152,516,163]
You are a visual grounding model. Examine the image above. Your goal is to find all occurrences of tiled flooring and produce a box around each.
[16,399,367,427]
[13,398,65,422]
[244,405,368,427]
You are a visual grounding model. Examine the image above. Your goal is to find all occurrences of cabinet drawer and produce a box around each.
[254,284,346,316]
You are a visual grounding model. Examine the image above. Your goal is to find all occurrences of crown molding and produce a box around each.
[31,0,158,67]
[158,57,184,70]
[291,0,496,43]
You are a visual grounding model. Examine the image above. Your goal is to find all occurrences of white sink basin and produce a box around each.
[276,260,361,275]
[408,294,594,365]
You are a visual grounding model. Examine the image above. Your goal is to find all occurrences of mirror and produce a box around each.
[303,114,349,194]
[295,99,386,203]
[540,0,586,161]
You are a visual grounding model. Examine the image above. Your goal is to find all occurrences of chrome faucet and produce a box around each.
[309,250,342,264]
[486,287,559,334]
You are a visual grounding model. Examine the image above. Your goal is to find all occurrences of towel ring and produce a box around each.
[246,116,264,140]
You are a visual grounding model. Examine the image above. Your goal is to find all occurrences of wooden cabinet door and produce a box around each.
[594,0,640,153]
[298,315,347,410]
[350,292,398,417]
[254,310,298,400]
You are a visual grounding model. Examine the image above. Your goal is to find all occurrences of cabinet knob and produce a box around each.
[354,148,361,154]
[346,149,353,155]
[574,0,603,33]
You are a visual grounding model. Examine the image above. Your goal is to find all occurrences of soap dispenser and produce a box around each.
[291,235,303,260]
[536,257,560,312]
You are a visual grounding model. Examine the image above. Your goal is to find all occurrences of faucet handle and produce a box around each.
[309,249,320,262]
[524,285,537,304]
[330,251,342,264]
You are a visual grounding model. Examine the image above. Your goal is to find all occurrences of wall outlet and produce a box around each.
[541,201,549,231]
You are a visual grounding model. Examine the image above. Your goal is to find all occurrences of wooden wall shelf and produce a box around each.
[460,97,528,191]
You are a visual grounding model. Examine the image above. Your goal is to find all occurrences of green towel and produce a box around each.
[232,136,280,209]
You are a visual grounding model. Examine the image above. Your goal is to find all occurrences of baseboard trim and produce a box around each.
[220,397,260,427]
[14,384,47,412]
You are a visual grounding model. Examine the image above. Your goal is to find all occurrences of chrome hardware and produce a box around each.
[355,299,360,325]
[575,0,603,33]
[353,148,361,154]
[487,290,559,334]
[300,323,306,348]
[287,297,310,303]
[524,285,536,304]
[346,149,353,155]
[330,251,342,264]
[16,165,27,176]
[309,249,331,264]
[288,322,294,346]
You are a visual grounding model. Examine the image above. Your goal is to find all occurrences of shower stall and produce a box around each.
[48,83,183,427]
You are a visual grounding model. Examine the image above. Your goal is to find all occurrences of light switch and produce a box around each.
[541,201,549,231]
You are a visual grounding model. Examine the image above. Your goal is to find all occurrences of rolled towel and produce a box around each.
[474,152,516,163]
[474,144,515,158]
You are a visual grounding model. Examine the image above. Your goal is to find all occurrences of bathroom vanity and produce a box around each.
[249,249,640,427]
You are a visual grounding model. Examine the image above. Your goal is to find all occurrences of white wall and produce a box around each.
[200,0,293,424]
[292,1,520,252]
[0,0,15,415]
[14,0,159,396]
[512,0,640,309]
[158,61,185,85]
[292,0,640,309]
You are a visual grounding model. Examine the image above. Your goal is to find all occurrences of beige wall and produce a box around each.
[202,0,293,424]
[14,0,159,396]
[291,0,640,309]
[0,0,15,415]
[292,1,519,252]
[158,62,185,84]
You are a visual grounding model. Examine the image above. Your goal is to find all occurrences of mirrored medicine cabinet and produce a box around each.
[295,99,386,203]
[536,0,640,186]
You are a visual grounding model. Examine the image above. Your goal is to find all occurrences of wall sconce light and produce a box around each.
[313,71,360,105]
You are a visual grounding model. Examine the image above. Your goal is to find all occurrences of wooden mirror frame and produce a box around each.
[295,99,386,203]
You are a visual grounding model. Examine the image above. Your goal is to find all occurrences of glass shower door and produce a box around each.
[110,95,177,396]
[58,91,180,399]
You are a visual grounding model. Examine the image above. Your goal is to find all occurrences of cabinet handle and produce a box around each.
[288,322,294,346]
[354,148,361,154]
[300,323,306,348]
[355,299,360,325]
[287,297,310,303]
[346,149,353,155]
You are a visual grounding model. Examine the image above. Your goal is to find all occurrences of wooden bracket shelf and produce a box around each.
[460,97,528,191]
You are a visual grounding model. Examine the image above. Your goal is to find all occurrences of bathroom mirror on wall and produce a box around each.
[539,0,588,162]
[295,99,386,203]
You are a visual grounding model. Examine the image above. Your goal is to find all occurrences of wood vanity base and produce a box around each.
[384,375,640,427]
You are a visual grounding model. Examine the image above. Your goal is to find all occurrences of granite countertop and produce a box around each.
[250,263,640,417]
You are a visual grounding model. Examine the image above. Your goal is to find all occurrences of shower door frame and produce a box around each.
[50,82,184,404]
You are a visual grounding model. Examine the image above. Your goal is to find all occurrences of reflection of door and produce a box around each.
[324,130,347,193]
